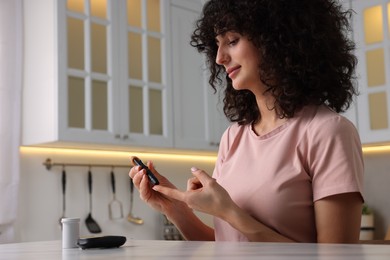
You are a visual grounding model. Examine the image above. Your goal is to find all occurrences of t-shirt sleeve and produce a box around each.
[306,116,364,202]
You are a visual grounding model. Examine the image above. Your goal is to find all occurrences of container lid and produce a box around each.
[61,217,80,223]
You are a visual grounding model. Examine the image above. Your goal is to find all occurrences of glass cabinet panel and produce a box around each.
[148,36,161,83]
[92,80,108,130]
[68,77,85,128]
[369,92,388,130]
[149,89,162,135]
[129,86,143,133]
[127,0,142,27]
[91,0,107,19]
[67,17,84,70]
[366,48,386,87]
[128,32,143,79]
[67,0,84,13]
[364,5,383,44]
[147,0,160,32]
[91,23,107,74]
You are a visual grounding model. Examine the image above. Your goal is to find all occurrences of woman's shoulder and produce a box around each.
[300,105,359,138]
[223,122,247,138]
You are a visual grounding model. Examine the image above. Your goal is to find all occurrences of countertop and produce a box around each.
[1,239,390,259]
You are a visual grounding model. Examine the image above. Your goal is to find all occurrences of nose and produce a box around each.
[216,46,229,65]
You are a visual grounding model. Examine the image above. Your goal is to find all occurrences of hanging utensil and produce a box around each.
[85,169,102,233]
[108,169,124,220]
[58,168,66,228]
[127,178,144,225]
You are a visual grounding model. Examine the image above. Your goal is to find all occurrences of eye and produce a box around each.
[228,38,239,46]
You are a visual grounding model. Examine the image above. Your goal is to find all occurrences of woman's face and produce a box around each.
[215,32,263,91]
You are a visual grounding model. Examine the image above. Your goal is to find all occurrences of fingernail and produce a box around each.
[191,167,199,172]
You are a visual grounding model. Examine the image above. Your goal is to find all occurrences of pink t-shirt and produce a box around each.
[213,105,364,242]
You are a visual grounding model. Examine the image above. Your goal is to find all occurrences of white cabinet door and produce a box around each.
[116,0,173,148]
[23,0,172,149]
[170,0,229,151]
[352,0,390,144]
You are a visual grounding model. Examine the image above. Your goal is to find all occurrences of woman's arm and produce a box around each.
[226,192,362,243]
[165,205,215,241]
[153,167,295,242]
[314,192,362,243]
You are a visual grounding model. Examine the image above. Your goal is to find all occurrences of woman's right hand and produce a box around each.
[128,158,184,215]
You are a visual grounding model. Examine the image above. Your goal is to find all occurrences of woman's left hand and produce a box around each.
[152,167,234,218]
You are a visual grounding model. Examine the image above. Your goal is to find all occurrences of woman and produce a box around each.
[129,0,364,243]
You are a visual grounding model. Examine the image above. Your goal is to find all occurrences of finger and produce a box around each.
[129,165,142,179]
[130,167,145,188]
[190,167,212,184]
[153,185,186,202]
[187,176,202,191]
[138,173,151,201]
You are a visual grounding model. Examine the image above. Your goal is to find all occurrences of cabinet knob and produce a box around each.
[122,135,129,140]
[114,134,121,139]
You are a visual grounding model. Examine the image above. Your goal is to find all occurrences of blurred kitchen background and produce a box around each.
[1,0,390,243]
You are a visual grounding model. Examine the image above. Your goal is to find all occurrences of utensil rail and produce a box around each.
[43,158,131,170]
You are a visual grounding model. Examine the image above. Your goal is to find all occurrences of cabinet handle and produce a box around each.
[209,142,220,147]
[114,134,129,140]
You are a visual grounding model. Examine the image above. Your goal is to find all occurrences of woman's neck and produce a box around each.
[252,94,287,136]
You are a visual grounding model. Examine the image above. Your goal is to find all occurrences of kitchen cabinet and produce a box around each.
[170,0,230,151]
[352,0,390,144]
[23,0,228,152]
[23,0,173,149]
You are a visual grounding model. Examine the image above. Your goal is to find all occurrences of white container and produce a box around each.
[359,214,374,240]
[61,218,80,249]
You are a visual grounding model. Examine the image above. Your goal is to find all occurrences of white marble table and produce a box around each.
[1,239,390,259]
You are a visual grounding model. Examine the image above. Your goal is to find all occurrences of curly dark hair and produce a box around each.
[190,0,358,125]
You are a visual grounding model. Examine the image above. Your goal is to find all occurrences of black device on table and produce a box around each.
[77,236,126,249]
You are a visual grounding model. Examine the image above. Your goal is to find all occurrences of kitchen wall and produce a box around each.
[362,151,390,240]
[13,147,390,242]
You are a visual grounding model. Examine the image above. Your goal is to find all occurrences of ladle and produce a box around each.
[85,169,102,233]
[127,178,144,225]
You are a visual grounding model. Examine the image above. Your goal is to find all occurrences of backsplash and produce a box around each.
[16,148,215,242]
[362,152,390,240]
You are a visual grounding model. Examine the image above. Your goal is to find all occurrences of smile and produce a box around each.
[226,66,241,79]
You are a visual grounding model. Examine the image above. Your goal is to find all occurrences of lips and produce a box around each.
[226,66,241,78]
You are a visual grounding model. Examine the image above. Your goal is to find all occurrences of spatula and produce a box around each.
[108,170,124,220]
[85,170,102,233]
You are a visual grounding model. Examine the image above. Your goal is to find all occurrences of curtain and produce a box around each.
[0,0,22,243]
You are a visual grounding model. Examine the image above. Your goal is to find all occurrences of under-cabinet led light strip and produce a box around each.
[19,146,218,162]
[20,145,390,163]
[362,145,390,154]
